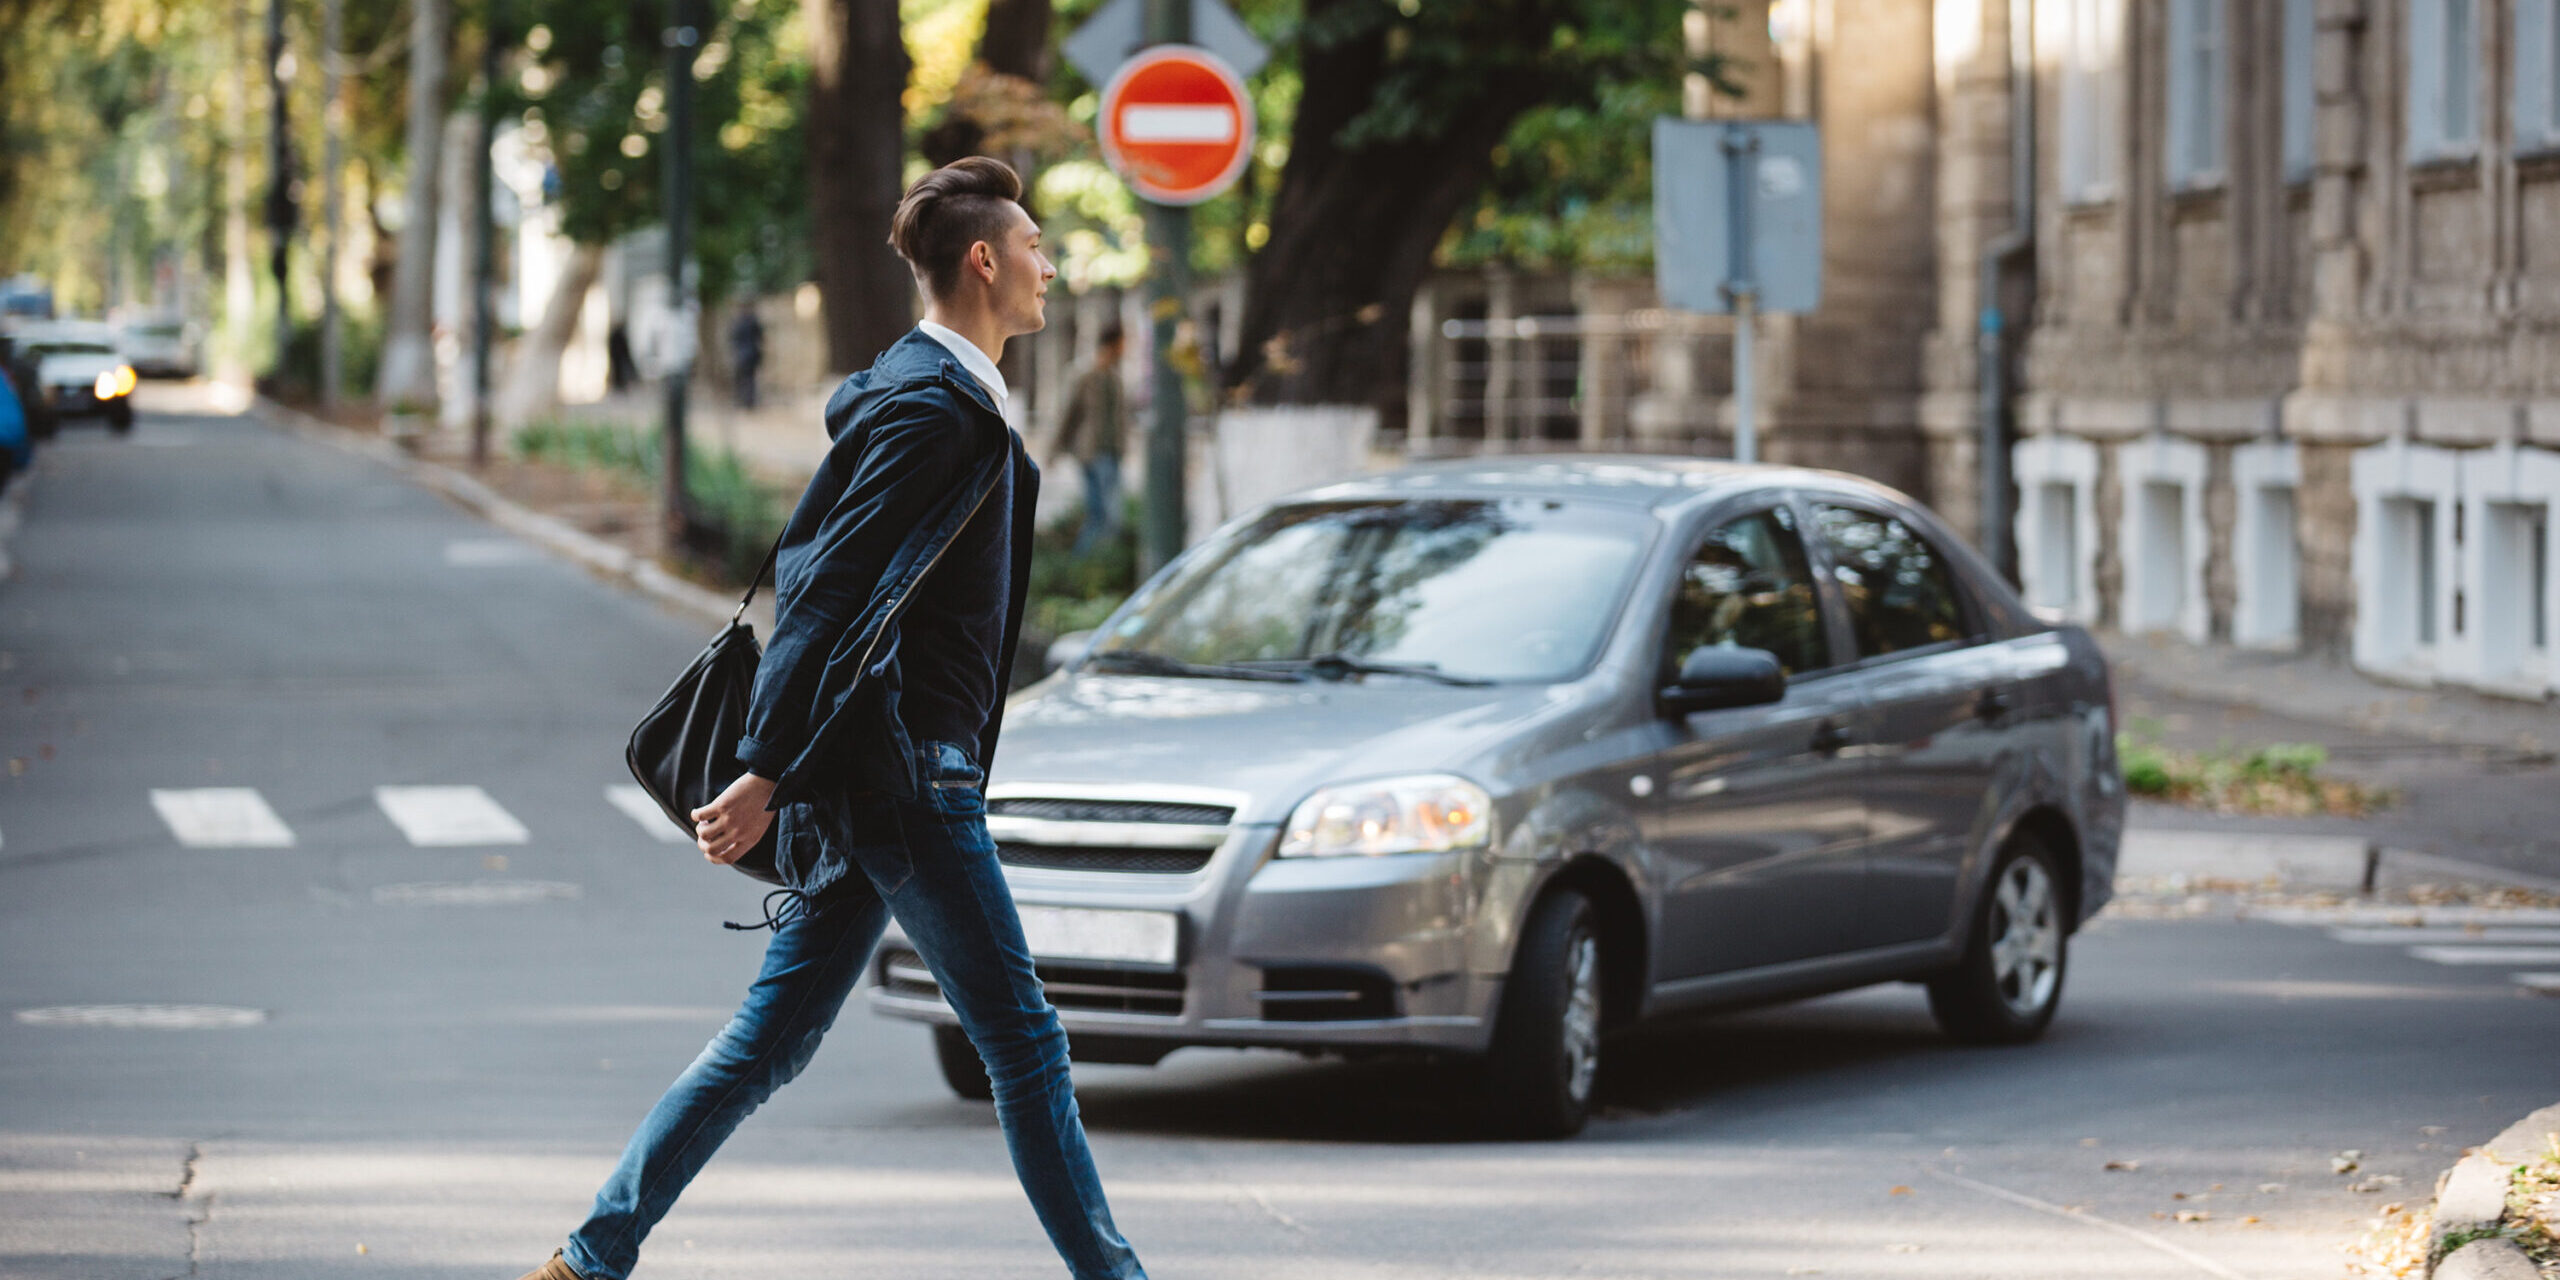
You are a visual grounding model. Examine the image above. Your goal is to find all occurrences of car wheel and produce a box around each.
[1483,887,1603,1139]
[1927,833,2069,1045]
[108,404,133,434]
[931,1024,994,1102]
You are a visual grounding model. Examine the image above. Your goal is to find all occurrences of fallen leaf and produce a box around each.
[2332,1151,2363,1175]
[2239,1215,2262,1225]
[2105,1159,2141,1172]
[1887,1185,1912,1196]
[2258,1183,2286,1194]
[2209,1183,2225,1192]
[2176,1210,2211,1223]
[356,1243,368,1255]
[2080,1137,2101,1147]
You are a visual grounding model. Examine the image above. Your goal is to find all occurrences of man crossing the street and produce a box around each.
[517,156,1148,1280]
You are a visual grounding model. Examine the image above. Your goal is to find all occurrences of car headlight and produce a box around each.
[1277,774,1492,858]
[116,365,137,396]
[92,371,116,399]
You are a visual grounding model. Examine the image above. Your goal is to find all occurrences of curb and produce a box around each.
[250,396,747,629]
[2424,1102,2559,1278]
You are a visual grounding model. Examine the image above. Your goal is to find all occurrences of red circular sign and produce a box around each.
[1099,45,1255,206]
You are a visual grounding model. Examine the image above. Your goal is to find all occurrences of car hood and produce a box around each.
[993,672,1603,824]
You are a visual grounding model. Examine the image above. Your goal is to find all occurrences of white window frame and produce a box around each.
[2115,434,2211,643]
[2452,445,2560,699]
[2014,434,2102,625]
[2056,0,2127,204]
[2233,441,2303,651]
[2408,0,2483,163]
[2516,0,2560,155]
[2165,0,2228,189]
[2351,440,2462,683]
[2281,0,2316,181]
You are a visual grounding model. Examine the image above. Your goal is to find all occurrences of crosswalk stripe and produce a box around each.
[2518,974,2560,996]
[151,788,296,847]
[2254,906,2560,927]
[374,786,530,847]
[2406,946,2560,967]
[2329,927,2560,946]
[606,785,692,845]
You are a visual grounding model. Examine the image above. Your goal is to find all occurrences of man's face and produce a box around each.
[977,203,1055,337]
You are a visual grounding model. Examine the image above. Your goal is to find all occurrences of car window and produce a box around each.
[1662,506,1830,680]
[1810,503,1972,660]
[1094,498,1649,682]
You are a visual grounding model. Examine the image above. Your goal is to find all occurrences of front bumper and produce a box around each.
[866,826,1497,1056]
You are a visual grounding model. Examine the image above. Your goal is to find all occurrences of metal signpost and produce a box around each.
[1652,119,1823,464]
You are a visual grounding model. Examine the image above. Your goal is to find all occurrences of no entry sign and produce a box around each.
[1099,45,1255,206]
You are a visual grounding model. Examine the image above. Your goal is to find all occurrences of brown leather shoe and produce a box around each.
[515,1250,586,1280]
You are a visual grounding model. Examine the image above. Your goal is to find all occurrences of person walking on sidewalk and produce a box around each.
[516,157,1147,1280]
[726,302,765,410]
[1049,319,1125,556]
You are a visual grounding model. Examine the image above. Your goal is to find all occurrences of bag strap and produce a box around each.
[729,531,786,628]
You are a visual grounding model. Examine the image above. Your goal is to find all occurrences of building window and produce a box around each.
[2013,434,2100,625]
[2166,0,2227,189]
[2408,0,2482,162]
[2058,0,2126,203]
[2351,442,2460,682]
[2282,0,2316,181]
[2456,446,2560,698]
[2516,0,2560,154]
[2234,442,2303,651]
[2115,435,2210,644]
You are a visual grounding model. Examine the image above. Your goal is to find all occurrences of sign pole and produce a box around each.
[1140,0,1192,575]
[1721,125,1760,465]
[662,0,701,550]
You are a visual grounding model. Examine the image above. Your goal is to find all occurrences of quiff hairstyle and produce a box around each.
[888,157,1027,301]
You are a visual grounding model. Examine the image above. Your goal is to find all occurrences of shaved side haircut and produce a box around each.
[888,157,1027,301]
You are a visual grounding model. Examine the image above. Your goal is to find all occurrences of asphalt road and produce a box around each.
[3,391,2555,1280]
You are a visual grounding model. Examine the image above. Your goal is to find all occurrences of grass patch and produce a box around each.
[2117,722,2392,817]
[513,418,786,584]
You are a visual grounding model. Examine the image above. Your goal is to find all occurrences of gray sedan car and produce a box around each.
[871,457,2124,1136]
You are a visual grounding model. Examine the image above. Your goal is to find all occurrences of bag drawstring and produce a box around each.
[723,888,813,932]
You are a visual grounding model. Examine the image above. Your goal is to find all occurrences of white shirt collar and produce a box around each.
[916,321,1008,411]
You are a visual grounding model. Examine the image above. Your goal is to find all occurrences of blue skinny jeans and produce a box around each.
[563,741,1146,1280]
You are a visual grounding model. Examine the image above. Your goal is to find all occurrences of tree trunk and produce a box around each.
[806,0,914,376]
[377,0,448,412]
[495,241,604,429]
[919,0,1052,168]
[1223,0,1549,417]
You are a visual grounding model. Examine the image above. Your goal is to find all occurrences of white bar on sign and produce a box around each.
[606,785,692,844]
[152,788,297,848]
[2407,946,2560,966]
[376,786,531,847]
[1121,105,1236,144]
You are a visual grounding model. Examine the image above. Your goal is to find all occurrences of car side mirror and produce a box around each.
[1657,646,1786,717]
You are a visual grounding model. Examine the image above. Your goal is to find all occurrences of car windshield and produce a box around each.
[1090,498,1651,683]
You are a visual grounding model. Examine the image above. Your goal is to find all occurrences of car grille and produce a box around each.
[984,793,1234,876]
[879,948,1185,1017]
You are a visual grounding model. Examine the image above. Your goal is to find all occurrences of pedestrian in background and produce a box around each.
[726,302,765,410]
[515,157,1147,1280]
[1050,319,1125,556]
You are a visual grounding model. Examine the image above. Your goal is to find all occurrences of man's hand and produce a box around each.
[692,772,779,865]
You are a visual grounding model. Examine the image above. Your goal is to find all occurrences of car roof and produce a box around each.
[1285,454,1918,516]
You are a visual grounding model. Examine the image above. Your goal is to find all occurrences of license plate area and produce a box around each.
[1016,906,1180,968]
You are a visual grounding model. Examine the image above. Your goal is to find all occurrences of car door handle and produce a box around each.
[1809,719,1852,755]
[1974,688,2013,722]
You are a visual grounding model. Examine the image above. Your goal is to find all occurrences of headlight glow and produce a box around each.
[116,365,137,396]
[1278,774,1492,858]
[93,371,118,399]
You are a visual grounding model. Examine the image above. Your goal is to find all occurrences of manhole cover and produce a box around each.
[16,1005,268,1029]
[371,879,581,907]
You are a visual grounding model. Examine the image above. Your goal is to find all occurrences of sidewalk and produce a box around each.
[2102,631,2560,892]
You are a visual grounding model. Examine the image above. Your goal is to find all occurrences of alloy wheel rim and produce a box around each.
[1989,858,2062,1018]
[1561,932,1602,1104]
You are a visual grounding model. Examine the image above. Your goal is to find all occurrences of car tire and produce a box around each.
[30,406,55,442]
[1483,887,1603,1139]
[932,1024,994,1102]
[108,404,133,434]
[1927,832,2070,1045]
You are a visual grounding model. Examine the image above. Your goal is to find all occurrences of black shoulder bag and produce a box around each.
[625,536,788,885]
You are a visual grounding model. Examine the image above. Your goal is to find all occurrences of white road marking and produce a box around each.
[2517,973,2560,996]
[150,788,296,847]
[1121,105,1237,143]
[371,880,581,906]
[2253,905,2560,927]
[2406,946,2560,966]
[15,1004,266,1029]
[374,786,530,847]
[2329,927,2560,946]
[443,538,541,567]
[606,785,692,844]
[1922,1166,2253,1280]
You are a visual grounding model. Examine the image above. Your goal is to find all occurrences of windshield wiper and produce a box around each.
[1082,649,1306,682]
[1243,653,1494,687]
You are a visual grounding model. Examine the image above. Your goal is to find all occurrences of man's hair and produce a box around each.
[1098,319,1126,348]
[888,157,1026,300]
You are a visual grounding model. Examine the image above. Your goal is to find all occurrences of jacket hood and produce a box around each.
[826,329,1004,441]
[993,673,1602,824]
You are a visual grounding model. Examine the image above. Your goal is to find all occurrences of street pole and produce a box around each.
[264,0,294,387]
[469,1,501,468]
[320,0,344,408]
[1139,0,1191,575]
[1720,124,1759,464]
[662,0,701,550]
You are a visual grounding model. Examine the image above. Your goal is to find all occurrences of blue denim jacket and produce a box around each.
[736,330,1039,905]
